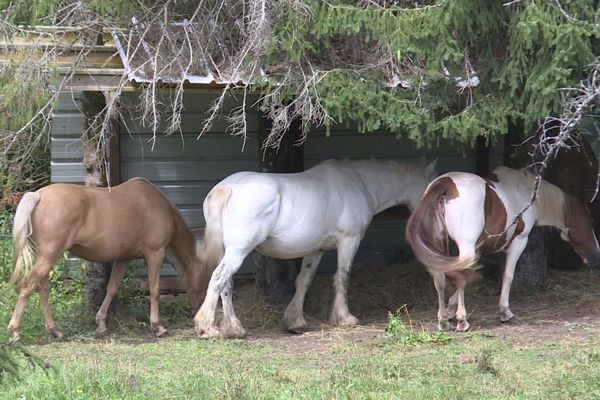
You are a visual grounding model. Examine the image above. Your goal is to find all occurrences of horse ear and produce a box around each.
[425,158,438,175]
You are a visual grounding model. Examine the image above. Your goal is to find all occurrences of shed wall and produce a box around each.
[51,91,504,277]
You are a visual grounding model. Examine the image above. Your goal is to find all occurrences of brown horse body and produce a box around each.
[8,177,209,342]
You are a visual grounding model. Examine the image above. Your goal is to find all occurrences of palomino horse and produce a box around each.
[406,166,600,331]
[8,178,210,342]
[194,158,438,338]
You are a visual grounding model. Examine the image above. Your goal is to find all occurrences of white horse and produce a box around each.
[406,166,600,332]
[194,158,438,338]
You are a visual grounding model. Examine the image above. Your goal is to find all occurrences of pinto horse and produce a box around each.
[193,158,439,338]
[406,166,600,331]
[7,178,210,342]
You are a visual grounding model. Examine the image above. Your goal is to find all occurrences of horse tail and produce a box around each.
[198,187,232,270]
[10,192,41,285]
[405,178,478,273]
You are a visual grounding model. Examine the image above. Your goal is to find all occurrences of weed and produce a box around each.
[476,348,498,376]
[384,305,453,345]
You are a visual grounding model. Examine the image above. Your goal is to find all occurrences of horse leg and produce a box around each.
[95,260,128,335]
[219,277,246,339]
[284,251,324,332]
[38,276,63,339]
[452,244,477,332]
[446,290,458,320]
[430,271,447,331]
[146,250,167,337]
[194,250,246,338]
[330,237,361,327]
[8,282,36,343]
[499,236,528,322]
[8,256,57,342]
[453,274,470,332]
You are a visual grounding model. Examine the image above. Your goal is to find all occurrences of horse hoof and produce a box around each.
[332,314,359,328]
[155,327,168,337]
[8,333,21,344]
[50,328,64,340]
[284,314,307,332]
[285,317,307,334]
[437,320,451,331]
[286,324,307,334]
[221,327,246,339]
[196,326,220,339]
[95,323,107,336]
[456,320,470,332]
[500,310,516,323]
[500,316,516,323]
[220,319,246,339]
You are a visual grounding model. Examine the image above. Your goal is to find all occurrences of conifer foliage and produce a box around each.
[0,0,599,193]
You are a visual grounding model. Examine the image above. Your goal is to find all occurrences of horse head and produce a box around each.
[423,157,439,181]
[186,274,208,315]
[562,195,600,267]
[407,157,439,210]
[172,241,211,314]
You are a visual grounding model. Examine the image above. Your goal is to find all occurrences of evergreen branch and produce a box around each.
[554,0,600,26]
[487,58,600,240]
[0,342,53,384]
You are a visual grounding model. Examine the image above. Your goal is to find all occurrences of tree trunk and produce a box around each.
[81,91,115,313]
[254,118,304,304]
[512,227,548,290]
[254,257,301,304]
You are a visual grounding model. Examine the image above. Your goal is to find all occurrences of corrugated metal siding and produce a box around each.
[51,90,504,277]
[119,92,260,230]
[51,92,86,183]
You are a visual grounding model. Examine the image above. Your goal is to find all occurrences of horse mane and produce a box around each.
[511,168,567,230]
[370,159,434,188]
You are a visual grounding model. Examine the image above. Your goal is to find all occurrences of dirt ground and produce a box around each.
[162,261,600,353]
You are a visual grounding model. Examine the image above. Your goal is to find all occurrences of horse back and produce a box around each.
[32,178,179,261]
[486,167,536,223]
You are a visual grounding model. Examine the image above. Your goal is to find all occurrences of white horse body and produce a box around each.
[223,160,415,258]
[195,158,438,338]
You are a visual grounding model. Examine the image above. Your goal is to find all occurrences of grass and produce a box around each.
[3,269,600,400]
[1,329,600,399]
[3,205,600,399]
[384,305,453,345]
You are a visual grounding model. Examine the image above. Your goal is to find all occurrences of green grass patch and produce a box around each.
[384,305,453,346]
[1,333,600,399]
